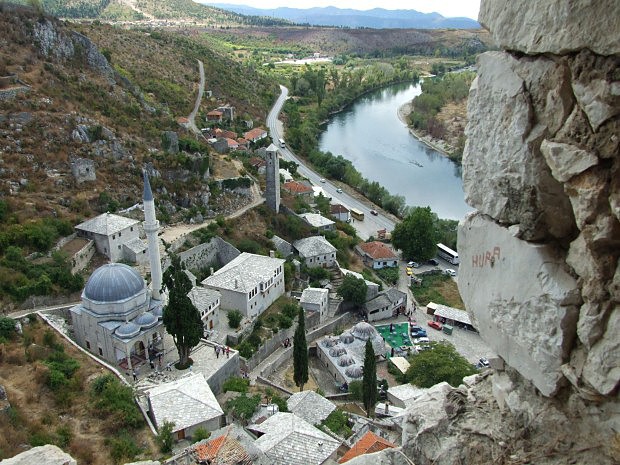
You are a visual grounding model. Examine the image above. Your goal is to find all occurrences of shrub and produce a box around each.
[225,394,261,423]
[222,376,249,393]
[322,409,352,437]
[91,375,144,429]
[278,314,292,330]
[192,427,210,443]
[348,380,362,401]
[0,316,15,340]
[228,310,243,329]
[271,393,288,413]
[156,421,175,453]
[107,431,142,463]
[237,341,254,359]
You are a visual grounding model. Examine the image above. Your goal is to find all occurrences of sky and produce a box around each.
[201,1,481,20]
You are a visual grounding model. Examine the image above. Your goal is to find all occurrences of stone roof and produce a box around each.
[187,287,221,312]
[271,235,293,257]
[299,213,335,228]
[287,390,336,426]
[293,236,337,258]
[147,373,224,433]
[364,293,391,313]
[75,212,140,236]
[251,412,340,465]
[300,288,329,306]
[387,383,426,406]
[432,303,472,326]
[123,237,147,254]
[357,241,398,260]
[338,431,396,463]
[202,252,284,293]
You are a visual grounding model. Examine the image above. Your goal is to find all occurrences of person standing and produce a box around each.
[226,346,230,358]
[215,345,220,358]
[132,369,137,381]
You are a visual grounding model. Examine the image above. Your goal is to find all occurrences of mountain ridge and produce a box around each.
[201,3,481,29]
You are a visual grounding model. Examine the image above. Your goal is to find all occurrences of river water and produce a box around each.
[318,82,472,220]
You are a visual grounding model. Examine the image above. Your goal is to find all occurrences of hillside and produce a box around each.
[7,0,292,26]
[205,4,480,29]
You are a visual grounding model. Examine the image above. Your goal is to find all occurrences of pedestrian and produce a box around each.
[132,369,137,381]
[390,323,394,333]
[166,362,172,371]
[226,346,230,358]
[158,353,162,364]
[390,347,395,357]
[149,359,155,370]
[215,345,220,358]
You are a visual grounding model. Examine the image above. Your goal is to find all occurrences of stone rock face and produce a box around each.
[463,52,576,241]
[161,131,179,154]
[0,445,77,465]
[70,157,96,184]
[458,212,580,396]
[479,0,620,55]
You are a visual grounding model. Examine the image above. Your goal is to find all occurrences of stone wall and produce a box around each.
[166,236,240,272]
[459,0,619,399]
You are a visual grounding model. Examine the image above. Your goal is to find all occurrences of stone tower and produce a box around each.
[265,143,280,213]
[143,171,163,300]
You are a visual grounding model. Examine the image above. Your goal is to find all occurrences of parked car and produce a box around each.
[407,261,420,268]
[336,188,343,193]
[406,267,413,276]
[444,268,456,276]
[413,344,431,352]
[427,258,439,266]
[428,320,443,330]
[411,329,427,338]
[370,209,378,215]
[477,357,490,368]
[413,337,430,344]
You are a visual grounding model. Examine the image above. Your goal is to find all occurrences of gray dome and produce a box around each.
[115,322,140,339]
[352,322,376,340]
[321,337,338,348]
[338,355,355,367]
[84,263,145,303]
[133,312,157,328]
[346,365,363,378]
[340,331,354,344]
[329,347,347,357]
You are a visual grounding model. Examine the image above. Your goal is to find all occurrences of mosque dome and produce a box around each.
[340,331,354,344]
[338,355,355,367]
[133,312,158,329]
[329,347,347,357]
[84,263,146,303]
[345,365,363,378]
[115,322,140,339]
[321,336,339,348]
[352,322,377,340]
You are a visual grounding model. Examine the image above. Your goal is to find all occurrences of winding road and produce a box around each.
[186,59,206,137]
[267,85,397,240]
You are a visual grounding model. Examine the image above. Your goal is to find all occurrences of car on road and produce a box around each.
[407,261,420,268]
[444,268,456,276]
[336,188,343,193]
[427,258,439,266]
[428,320,443,331]
[370,209,378,215]
[320,178,326,183]
[477,357,490,368]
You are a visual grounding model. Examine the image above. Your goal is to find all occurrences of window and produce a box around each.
[98,347,103,356]
[112,235,115,240]
[131,227,134,232]
[119,232,121,237]
[86,340,91,349]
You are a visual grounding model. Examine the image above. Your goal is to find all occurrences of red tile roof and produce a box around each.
[193,430,253,465]
[283,180,314,194]
[358,241,398,260]
[331,203,350,214]
[244,127,267,141]
[339,431,396,463]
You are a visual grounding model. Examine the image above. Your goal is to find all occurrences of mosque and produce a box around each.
[70,173,167,371]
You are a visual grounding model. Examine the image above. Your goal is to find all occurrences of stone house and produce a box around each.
[201,252,285,319]
[363,287,407,322]
[330,203,350,222]
[283,180,314,203]
[188,287,221,332]
[300,287,329,324]
[75,212,141,262]
[243,127,268,143]
[299,213,335,231]
[293,236,337,268]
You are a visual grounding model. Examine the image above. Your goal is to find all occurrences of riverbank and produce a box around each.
[397,101,455,157]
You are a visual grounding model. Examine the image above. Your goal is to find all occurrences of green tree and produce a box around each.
[0,316,16,340]
[228,310,243,329]
[162,255,203,368]
[405,341,477,388]
[156,421,175,453]
[293,307,308,391]
[362,339,377,417]
[337,274,368,307]
[392,206,438,261]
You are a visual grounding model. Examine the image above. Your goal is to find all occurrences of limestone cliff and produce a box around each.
[353,2,619,464]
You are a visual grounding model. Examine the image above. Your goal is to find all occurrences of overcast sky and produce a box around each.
[201,1,481,20]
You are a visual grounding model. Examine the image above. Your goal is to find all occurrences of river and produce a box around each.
[318,82,472,220]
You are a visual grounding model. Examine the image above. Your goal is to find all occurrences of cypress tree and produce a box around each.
[162,255,203,368]
[362,339,377,417]
[293,307,308,391]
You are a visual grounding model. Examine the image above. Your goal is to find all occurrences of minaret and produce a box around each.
[265,143,280,213]
[143,171,163,300]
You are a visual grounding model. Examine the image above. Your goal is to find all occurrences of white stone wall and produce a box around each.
[459,0,619,398]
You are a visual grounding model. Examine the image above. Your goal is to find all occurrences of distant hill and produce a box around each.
[201,4,480,29]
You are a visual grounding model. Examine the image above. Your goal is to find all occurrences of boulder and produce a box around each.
[457,212,580,397]
[463,51,575,241]
[479,0,620,56]
[161,131,179,154]
[0,445,77,465]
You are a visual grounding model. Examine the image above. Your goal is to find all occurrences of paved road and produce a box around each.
[267,85,396,240]
[187,59,206,138]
